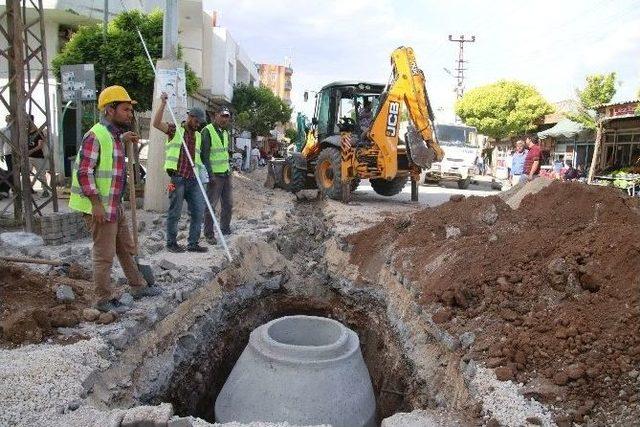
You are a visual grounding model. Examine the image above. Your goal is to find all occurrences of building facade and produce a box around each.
[257,63,293,106]
[0,0,258,176]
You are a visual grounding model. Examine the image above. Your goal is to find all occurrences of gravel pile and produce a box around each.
[0,338,110,426]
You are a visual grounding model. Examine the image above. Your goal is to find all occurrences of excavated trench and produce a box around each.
[160,284,427,423]
[104,201,469,425]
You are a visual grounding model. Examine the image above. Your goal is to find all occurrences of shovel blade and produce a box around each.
[135,256,155,285]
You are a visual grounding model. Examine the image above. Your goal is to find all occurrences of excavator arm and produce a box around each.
[368,46,444,179]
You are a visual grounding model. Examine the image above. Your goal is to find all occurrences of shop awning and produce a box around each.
[537,118,588,139]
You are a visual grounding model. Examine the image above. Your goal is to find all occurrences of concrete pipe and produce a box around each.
[215,315,376,427]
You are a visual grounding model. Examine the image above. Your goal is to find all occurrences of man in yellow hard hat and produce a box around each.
[69,85,161,313]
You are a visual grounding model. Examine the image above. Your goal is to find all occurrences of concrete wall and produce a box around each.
[209,27,258,103]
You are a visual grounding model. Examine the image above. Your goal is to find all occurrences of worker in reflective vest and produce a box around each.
[70,85,161,313]
[201,107,233,245]
[153,92,208,253]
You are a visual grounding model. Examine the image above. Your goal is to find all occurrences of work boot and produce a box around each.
[187,244,208,253]
[205,235,217,245]
[166,243,185,253]
[221,229,232,236]
[130,285,163,300]
[95,298,129,314]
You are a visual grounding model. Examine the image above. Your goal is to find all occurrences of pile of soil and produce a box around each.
[347,181,640,424]
[0,265,94,347]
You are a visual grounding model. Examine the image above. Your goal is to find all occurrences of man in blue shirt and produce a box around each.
[510,140,527,185]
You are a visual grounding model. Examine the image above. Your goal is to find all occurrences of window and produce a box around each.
[316,89,331,136]
[228,62,234,85]
[618,134,633,143]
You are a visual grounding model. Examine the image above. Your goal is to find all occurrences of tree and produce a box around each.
[232,84,292,137]
[569,73,617,129]
[284,127,297,141]
[52,10,199,112]
[636,88,640,116]
[455,80,554,140]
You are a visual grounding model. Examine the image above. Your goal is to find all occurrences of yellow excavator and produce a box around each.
[286,46,444,201]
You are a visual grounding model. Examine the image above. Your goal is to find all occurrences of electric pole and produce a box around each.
[448,34,476,99]
[144,0,184,211]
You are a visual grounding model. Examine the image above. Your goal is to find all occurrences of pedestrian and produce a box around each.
[510,140,527,186]
[201,107,233,245]
[27,115,50,198]
[0,115,13,198]
[563,160,579,181]
[69,85,161,313]
[250,145,260,171]
[153,92,208,253]
[520,135,541,184]
[476,154,485,176]
[232,151,243,171]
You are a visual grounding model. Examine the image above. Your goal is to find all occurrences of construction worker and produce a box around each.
[201,107,233,245]
[70,85,161,313]
[153,92,208,253]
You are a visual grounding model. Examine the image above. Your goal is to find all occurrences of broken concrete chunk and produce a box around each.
[119,292,134,306]
[55,285,75,302]
[158,259,177,270]
[459,331,476,349]
[445,226,461,239]
[480,204,498,225]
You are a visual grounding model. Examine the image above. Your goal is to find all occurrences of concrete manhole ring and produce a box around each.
[215,315,376,426]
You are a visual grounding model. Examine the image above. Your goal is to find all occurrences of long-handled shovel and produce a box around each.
[126,141,155,285]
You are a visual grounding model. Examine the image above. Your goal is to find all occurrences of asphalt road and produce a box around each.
[352,176,500,207]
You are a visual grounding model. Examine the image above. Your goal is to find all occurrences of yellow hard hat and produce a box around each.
[98,85,137,111]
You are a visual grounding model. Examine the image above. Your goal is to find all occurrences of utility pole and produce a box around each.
[448,34,476,99]
[102,0,108,90]
[144,0,185,211]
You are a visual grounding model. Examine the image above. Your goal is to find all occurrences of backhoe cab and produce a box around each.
[288,46,443,202]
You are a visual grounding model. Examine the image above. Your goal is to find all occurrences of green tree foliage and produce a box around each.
[52,10,199,112]
[455,80,554,140]
[569,73,617,129]
[636,88,640,116]
[232,84,292,137]
[284,127,297,141]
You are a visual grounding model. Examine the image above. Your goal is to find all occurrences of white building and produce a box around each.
[0,0,258,176]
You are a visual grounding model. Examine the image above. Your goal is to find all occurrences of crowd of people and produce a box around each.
[503,135,585,186]
[69,85,263,313]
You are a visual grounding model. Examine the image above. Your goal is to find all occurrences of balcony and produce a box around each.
[284,80,292,91]
[285,67,293,76]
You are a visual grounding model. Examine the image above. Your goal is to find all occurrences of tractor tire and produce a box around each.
[287,156,308,194]
[457,178,471,189]
[370,176,408,197]
[314,147,343,200]
[280,159,293,191]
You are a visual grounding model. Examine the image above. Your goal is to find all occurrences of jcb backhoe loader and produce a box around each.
[286,46,444,201]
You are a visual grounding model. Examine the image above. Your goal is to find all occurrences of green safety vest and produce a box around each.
[163,126,203,173]
[69,123,114,214]
[204,124,230,173]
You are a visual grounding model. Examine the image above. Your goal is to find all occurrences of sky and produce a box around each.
[203,0,640,123]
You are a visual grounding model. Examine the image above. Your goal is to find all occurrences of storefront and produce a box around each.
[594,101,640,171]
[589,101,640,194]
[538,118,594,170]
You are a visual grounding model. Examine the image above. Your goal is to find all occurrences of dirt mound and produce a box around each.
[0,265,95,347]
[348,181,640,424]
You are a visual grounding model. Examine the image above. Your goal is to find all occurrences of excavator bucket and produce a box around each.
[406,124,437,169]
